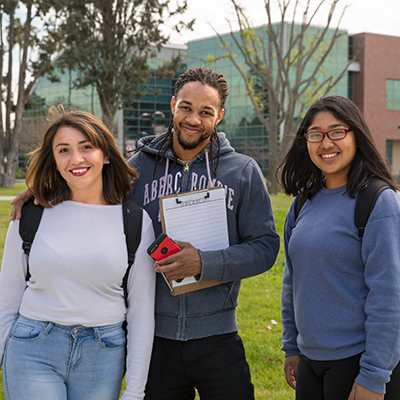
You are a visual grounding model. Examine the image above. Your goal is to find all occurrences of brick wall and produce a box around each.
[352,33,400,163]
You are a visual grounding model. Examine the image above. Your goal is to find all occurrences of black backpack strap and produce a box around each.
[355,177,391,241]
[19,200,44,281]
[122,198,143,308]
[294,193,308,220]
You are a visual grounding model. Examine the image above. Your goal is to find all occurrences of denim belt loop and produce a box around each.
[93,327,101,341]
[43,322,54,335]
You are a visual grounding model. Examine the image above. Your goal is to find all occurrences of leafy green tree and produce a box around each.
[212,0,354,193]
[0,0,63,187]
[57,0,193,134]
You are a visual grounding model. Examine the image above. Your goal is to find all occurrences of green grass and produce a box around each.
[0,182,27,197]
[0,189,294,400]
[237,193,294,400]
[0,183,27,262]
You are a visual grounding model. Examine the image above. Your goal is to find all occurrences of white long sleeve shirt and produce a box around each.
[0,201,156,400]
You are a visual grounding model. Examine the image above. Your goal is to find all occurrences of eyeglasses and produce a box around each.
[304,128,352,143]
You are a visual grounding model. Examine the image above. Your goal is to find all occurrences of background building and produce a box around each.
[23,43,187,159]
[21,27,400,181]
[187,24,349,173]
[352,33,400,180]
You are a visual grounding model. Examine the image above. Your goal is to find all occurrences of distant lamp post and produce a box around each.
[140,111,166,135]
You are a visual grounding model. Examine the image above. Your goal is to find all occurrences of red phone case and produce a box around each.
[147,233,182,262]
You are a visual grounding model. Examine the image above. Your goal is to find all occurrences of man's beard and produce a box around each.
[174,123,214,151]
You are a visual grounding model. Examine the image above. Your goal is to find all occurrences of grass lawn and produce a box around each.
[0,188,294,400]
[0,183,27,263]
[238,193,294,399]
[0,182,27,197]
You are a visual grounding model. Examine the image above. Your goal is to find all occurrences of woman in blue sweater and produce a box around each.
[278,95,400,400]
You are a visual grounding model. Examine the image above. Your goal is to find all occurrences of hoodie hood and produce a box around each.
[136,131,235,163]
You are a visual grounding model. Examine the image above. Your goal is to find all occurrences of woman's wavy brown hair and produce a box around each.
[26,105,138,207]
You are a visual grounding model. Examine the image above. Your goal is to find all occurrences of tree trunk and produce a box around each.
[0,148,18,187]
[267,126,279,195]
[97,87,118,135]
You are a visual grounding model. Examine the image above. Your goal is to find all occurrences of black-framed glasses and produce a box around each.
[304,128,352,143]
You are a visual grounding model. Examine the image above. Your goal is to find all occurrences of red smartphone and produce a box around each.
[147,233,182,262]
[147,233,183,288]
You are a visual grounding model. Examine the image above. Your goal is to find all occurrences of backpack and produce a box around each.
[19,198,143,308]
[294,177,392,241]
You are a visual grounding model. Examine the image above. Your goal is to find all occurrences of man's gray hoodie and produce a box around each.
[128,132,279,340]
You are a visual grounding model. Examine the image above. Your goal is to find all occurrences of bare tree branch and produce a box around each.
[208,0,350,194]
[0,1,63,187]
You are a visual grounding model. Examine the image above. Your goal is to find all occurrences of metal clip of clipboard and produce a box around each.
[175,191,210,204]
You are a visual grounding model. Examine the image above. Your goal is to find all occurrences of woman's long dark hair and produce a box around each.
[277,95,399,199]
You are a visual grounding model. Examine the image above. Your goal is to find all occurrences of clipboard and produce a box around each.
[159,186,229,295]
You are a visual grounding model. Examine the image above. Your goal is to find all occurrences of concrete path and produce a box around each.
[0,196,14,201]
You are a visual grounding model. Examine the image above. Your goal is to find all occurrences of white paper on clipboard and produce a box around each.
[160,187,229,289]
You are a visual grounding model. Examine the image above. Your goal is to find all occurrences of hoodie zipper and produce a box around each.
[182,162,189,189]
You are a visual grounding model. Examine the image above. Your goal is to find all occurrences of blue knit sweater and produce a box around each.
[281,184,400,394]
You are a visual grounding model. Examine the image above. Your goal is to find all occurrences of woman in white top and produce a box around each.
[0,106,156,400]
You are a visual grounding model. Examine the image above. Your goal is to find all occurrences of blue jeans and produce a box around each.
[3,315,125,400]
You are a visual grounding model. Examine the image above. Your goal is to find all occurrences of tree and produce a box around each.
[0,0,63,187]
[212,0,352,193]
[57,0,193,136]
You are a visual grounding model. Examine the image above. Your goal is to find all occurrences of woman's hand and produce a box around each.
[348,382,384,400]
[9,188,33,220]
[284,355,301,390]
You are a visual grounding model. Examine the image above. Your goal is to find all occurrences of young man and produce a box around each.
[11,67,280,400]
[128,67,280,400]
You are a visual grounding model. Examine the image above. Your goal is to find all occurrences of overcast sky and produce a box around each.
[168,0,400,45]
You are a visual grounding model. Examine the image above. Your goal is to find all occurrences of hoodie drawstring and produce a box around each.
[164,158,169,186]
[162,158,170,196]
[162,150,213,193]
[204,150,213,188]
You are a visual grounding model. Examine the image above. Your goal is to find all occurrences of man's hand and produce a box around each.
[348,382,384,400]
[284,355,301,390]
[10,188,34,221]
[154,240,202,281]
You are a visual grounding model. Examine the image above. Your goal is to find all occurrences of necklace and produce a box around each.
[178,158,193,164]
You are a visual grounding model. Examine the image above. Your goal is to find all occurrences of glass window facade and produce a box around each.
[24,27,351,175]
[188,23,349,174]
[23,45,186,159]
[26,67,103,117]
[348,71,354,101]
[123,68,184,144]
[386,79,400,110]
[386,139,393,170]
[348,35,354,60]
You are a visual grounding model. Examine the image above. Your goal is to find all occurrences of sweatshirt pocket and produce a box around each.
[187,283,237,315]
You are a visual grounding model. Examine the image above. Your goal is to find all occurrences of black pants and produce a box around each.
[144,333,254,400]
[296,353,400,400]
